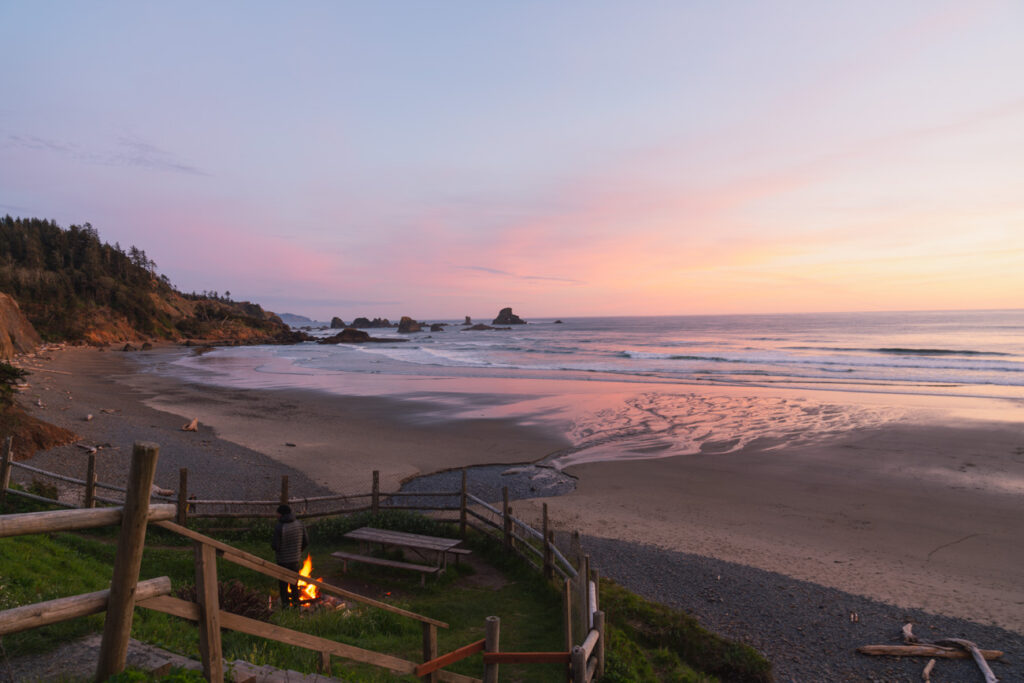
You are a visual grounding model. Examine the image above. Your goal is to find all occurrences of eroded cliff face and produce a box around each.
[0,292,41,359]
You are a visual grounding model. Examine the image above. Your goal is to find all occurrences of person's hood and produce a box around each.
[280,512,297,523]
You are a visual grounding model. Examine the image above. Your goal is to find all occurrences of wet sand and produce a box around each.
[15,345,1024,636]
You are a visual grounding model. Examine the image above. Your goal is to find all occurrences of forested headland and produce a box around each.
[0,216,304,344]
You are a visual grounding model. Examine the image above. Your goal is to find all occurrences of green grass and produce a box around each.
[1,499,771,681]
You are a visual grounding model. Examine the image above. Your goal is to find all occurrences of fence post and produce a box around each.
[502,486,511,549]
[542,503,552,579]
[0,436,12,508]
[571,645,586,683]
[459,468,467,539]
[579,554,591,634]
[594,610,606,679]
[371,470,379,514]
[176,468,189,525]
[484,615,500,683]
[84,453,97,508]
[95,441,160,681]
[195,541,224,682]
[318,652,331,676]
[563,578,573,652]
[421,622,438,683]
[280,475,289,506]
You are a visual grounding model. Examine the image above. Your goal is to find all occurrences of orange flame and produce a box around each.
[297,554,321,600]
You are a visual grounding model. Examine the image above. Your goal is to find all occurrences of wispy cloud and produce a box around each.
[457,265,584,284]
[112,136,207,175]
[6,133,207,176]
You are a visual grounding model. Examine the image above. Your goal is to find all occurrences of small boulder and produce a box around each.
[430,323,445,332]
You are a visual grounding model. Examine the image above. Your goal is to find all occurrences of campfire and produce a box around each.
[273,555,347,611]
[297,554,321,601]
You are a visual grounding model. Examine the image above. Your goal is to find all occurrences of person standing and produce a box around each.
[272,504,309,607]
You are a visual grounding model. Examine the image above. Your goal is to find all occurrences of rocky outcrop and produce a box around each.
[430,323,445,332]
[330,316,346,329]
[317,328,405,344]
[464,316,472,325]
[397,316,422,333]
[463,323,511,331]
[492,307,526,325]
[351,317,393,328]
[0,293,41,359]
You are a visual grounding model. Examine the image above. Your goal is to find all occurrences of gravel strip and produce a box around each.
[580,534,1023,682]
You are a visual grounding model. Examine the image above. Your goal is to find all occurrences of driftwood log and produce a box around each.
[859,622,1001,683]
[936,639,998,683]
[856,644,1002,660]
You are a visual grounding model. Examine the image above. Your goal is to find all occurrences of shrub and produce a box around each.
[175,579,271,621]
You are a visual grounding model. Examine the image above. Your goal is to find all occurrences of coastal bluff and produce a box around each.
[0,293,41,359]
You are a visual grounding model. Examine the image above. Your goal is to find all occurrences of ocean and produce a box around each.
[145,309,1024,467]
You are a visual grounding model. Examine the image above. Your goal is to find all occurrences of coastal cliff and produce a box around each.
[0,216,305,345]
[0,292,41,358]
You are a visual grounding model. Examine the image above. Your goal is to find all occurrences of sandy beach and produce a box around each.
[13,344,1024,679]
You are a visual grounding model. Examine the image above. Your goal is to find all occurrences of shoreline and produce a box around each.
[14,347,1024,646]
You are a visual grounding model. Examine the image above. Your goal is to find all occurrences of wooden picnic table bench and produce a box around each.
[330,550,441,586]
[335,527,471,584]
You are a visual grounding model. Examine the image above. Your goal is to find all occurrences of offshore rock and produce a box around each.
[397,316,422,333]
[351,317,393,328]
[330,316,346,329]
[492,307,526,325]
[317,327,403,344]
[463,323,510,331]
[430,323,445,332]
[464,316,472,325]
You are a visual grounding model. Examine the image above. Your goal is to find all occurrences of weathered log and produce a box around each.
[936,639,998,683]
[857,644,1003,660]
[0,576,171,636]
[0,504,176,538]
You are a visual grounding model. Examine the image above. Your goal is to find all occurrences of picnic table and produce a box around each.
[331,527,470,586]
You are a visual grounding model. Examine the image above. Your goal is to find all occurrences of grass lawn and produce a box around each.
[1,497,770,682]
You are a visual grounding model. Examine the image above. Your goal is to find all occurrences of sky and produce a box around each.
[2,1,1023,321]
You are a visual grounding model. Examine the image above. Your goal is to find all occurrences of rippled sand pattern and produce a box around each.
[549,392,904,468]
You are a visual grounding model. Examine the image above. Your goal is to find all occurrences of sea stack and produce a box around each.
[492,307,526,325]
[397,316,422,333]
[330,316,346,328]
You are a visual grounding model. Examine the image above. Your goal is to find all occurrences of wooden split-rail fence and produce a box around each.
[0,437,607,682]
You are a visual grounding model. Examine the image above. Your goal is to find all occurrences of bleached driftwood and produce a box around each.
[181,418,199,432]
[857,644,1002,660]
[936,639,998,683]
[890,622,998,682]
[922,658,935,681]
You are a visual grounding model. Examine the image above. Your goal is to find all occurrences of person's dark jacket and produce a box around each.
[272,511,309,564]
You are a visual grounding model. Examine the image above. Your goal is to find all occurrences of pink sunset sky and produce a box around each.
[2,2,1022,321]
